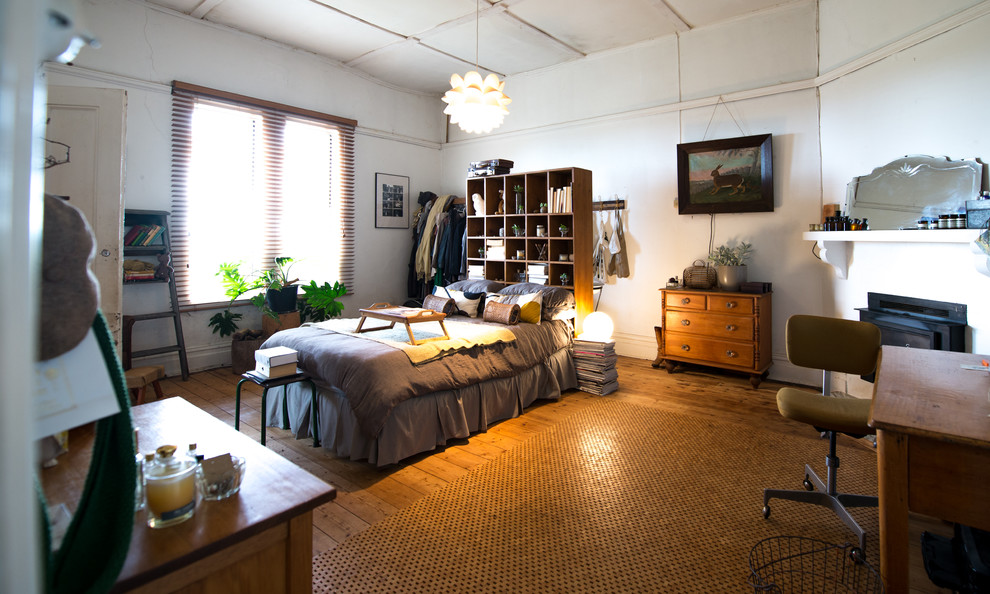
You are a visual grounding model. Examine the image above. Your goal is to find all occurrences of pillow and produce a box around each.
[486,291,543,324]
[483,301,520,325]
[446,279,506,294]
[499,284,575,321]
[422,294,455,316]
[434,286,484,317]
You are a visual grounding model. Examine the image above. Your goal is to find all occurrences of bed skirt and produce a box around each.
[266,347,577,466]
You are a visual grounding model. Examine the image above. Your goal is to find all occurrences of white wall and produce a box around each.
[47,0,443,373]
[442,1,825,385]
[818,3,990,366]
[47,0,990,383]
[441,0,990,387]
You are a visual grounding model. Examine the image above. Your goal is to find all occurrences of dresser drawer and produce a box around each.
[664,332,755,368]
[665,291,706,311]
[707,294,754,315]
[665,311,755,341]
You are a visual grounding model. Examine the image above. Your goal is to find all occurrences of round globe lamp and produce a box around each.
[580,312,614,342]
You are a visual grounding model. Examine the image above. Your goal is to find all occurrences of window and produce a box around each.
[170,82,355,307]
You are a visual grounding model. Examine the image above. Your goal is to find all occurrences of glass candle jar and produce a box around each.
[144,445,197,528]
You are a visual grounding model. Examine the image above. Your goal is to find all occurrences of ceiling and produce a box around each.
[143,0,802,95]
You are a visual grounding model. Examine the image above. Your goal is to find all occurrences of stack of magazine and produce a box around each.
[572,338,618,395]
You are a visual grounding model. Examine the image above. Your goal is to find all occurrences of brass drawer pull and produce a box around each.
[725,324,736,331]
[726,350,737,358]
[681,344,690,351]
[681,298,691,305]
[681,320,690,326]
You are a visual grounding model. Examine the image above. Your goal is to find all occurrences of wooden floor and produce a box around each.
[54,356,951,592]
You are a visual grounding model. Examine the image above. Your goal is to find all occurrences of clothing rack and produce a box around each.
[592,199,626,211]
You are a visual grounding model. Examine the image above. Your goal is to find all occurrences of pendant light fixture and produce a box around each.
[442,0,510,134]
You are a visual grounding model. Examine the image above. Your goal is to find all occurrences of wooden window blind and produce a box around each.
[170,82,355,307]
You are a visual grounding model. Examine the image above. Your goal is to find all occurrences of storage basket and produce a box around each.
[748,536,884,593]
[683,259,716,289]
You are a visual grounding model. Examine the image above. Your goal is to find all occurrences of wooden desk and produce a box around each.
[44,397,336,593]
[870,346,990,592]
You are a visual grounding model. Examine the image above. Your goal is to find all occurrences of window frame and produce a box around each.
[169,81,356,309]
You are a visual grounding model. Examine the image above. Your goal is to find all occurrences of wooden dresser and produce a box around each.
[653,288,772,388]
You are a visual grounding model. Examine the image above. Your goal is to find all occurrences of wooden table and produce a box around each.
[113,397,334,593]
[355,303,448,345]
[869,346,990,592]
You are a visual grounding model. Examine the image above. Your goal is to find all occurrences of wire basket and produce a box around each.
[749,537,884,593]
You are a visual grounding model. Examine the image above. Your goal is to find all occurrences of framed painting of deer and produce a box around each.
[676,133,773,215]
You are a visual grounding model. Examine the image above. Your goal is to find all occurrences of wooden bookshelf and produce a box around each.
[466,167,593,332]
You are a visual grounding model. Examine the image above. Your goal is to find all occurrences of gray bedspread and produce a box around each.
[260,317,573,437]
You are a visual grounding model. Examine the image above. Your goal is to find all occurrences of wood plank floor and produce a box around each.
[50,356,951,592]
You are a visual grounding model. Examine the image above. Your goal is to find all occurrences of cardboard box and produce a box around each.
[254,345,297,367]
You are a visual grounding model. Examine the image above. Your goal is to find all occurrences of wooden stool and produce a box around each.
[125,365,165,405]
[235,371,319,447]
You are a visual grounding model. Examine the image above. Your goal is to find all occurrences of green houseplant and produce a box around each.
[707,241,753,291]
[209,257,347,335]
[513,185,524,213]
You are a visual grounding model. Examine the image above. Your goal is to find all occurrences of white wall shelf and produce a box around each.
[803,229,985,279]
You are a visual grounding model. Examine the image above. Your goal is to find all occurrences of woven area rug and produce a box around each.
[313,399,880,593]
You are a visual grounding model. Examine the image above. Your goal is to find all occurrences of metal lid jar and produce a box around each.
[144,445,197,528]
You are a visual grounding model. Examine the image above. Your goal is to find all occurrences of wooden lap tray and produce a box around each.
[356,302,449,345]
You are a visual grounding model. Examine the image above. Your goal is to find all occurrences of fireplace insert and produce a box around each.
[856,292,966,380]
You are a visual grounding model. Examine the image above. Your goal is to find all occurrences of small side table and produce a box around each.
[235,370,319,447]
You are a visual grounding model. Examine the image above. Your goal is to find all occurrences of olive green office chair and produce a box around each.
[762,315,881,552]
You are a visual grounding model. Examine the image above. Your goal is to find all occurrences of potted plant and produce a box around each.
[512,223,522,237]
[707,241,753,292]
[559,223,568,236]
[539,202,547,213]
[298,280,348,323]
[513,185,524,213]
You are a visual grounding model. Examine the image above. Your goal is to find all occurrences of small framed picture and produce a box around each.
[375,173,410,229]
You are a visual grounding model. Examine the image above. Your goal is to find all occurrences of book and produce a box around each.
[254,345,298,367]
[527,264,548,275]
[253,361,299,379]
[141,225,165,246]
[123,225,146,246]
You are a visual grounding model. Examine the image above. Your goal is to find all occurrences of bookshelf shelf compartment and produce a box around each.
[466,167,592,330]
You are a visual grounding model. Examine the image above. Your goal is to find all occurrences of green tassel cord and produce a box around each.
[41,311,136,593]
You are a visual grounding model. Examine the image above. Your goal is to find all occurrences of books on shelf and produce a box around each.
[527,274,548,285]
[572,338,618,395]
[547,185,572,213]
[124,224,165,247]
[468,264,485,280]
[527,263,548,274]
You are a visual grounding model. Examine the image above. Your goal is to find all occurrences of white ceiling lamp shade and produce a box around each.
[442,71,510,134]
[441,0,510,134]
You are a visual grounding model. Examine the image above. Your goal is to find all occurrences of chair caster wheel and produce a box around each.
[803,478,814,491]
[762,505,770,519]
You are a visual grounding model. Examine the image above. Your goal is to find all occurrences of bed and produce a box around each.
[259,280,578,466]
